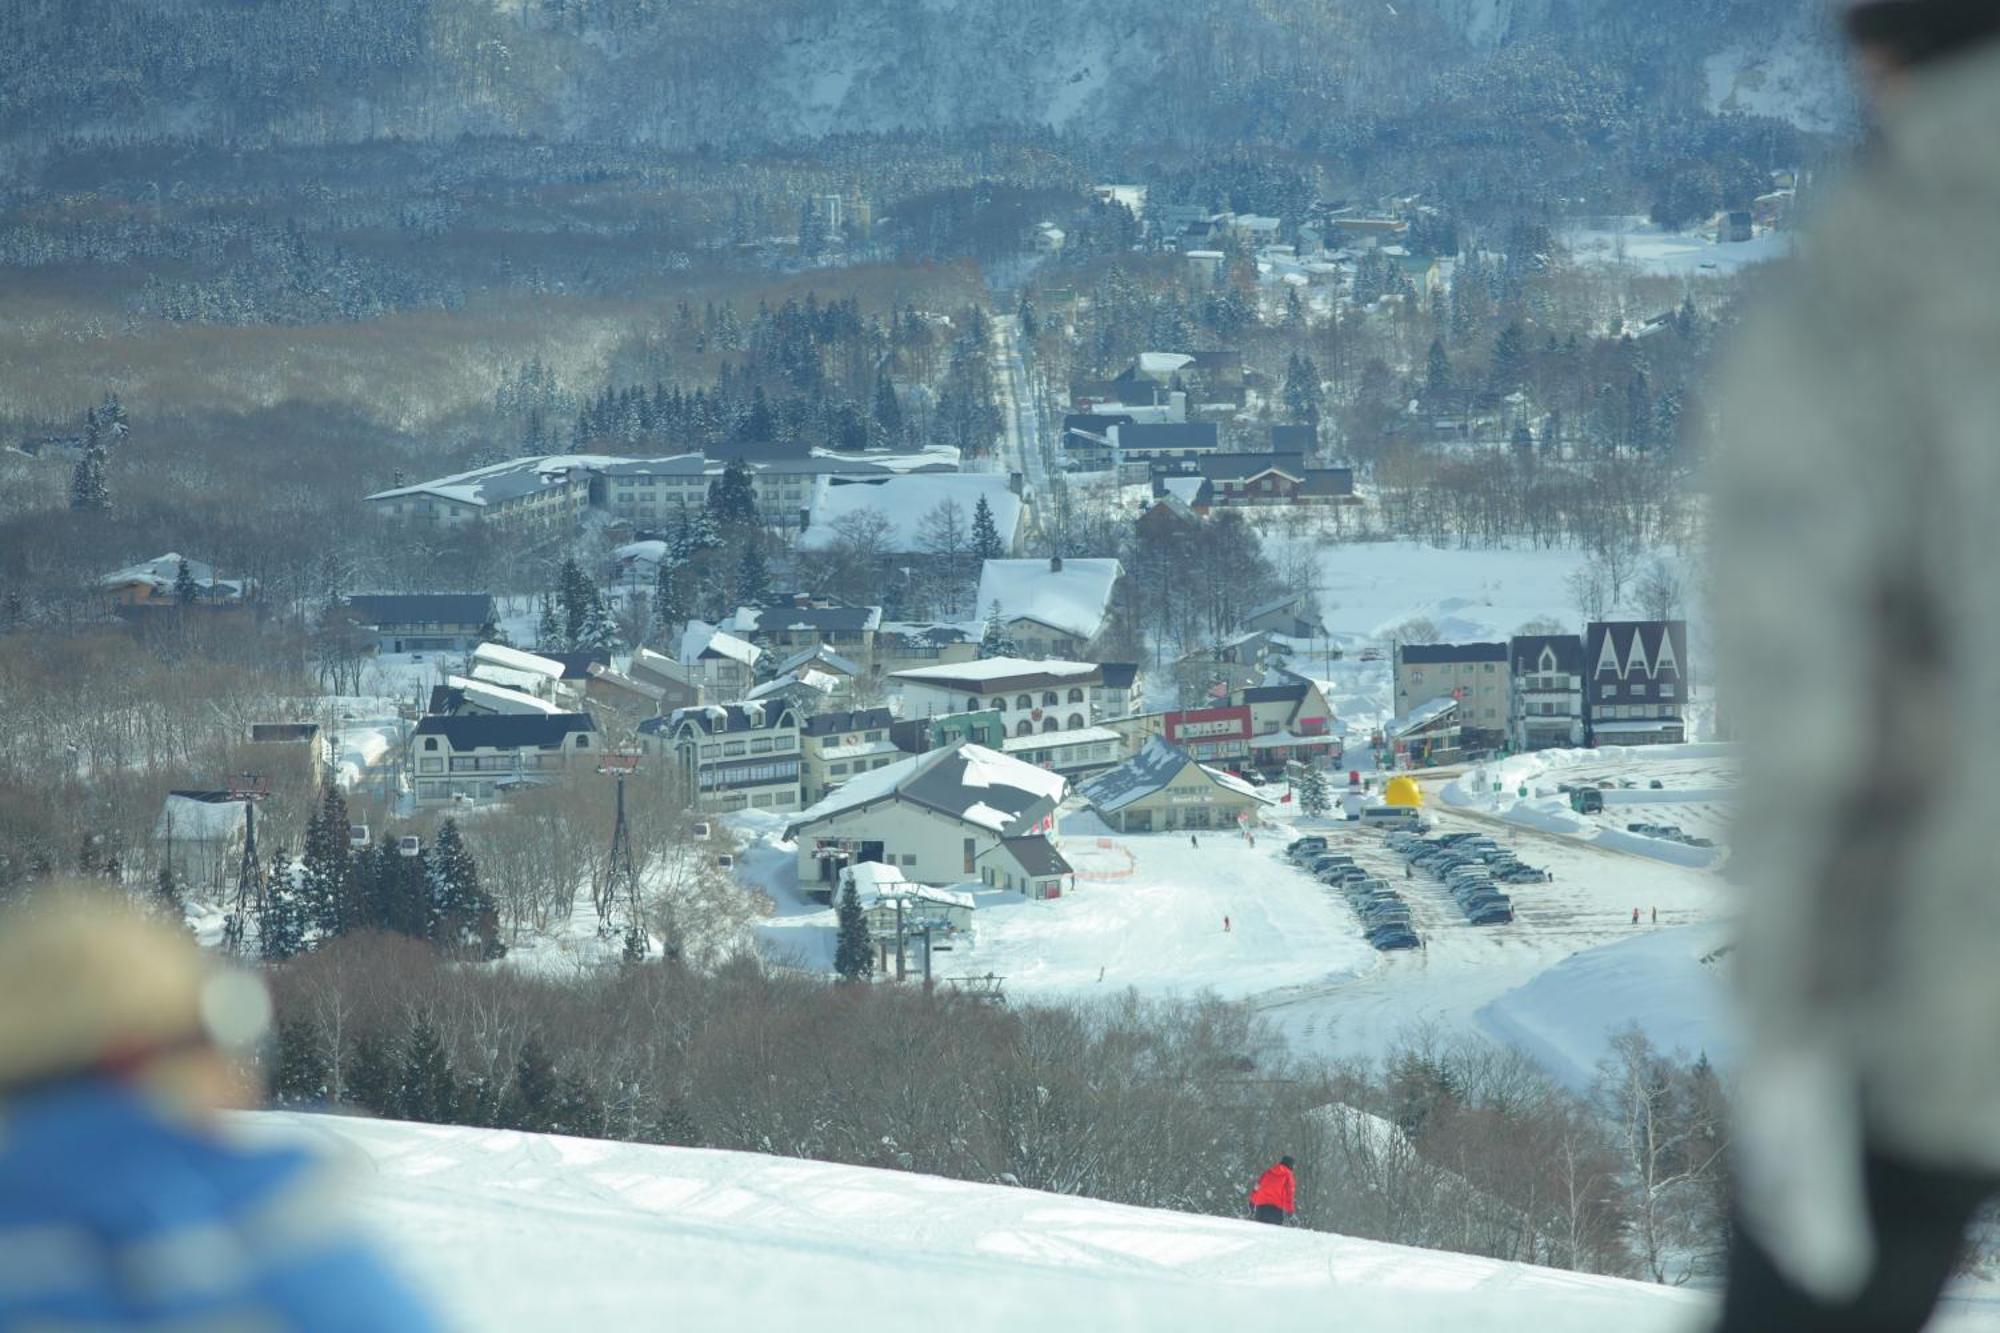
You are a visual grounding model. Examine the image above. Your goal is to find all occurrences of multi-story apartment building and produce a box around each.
[1393,642,1510,753]
[890,659,1113,736]
[1508,634,1586,752]
[1584,621,1690,746]
[640,702,804,813]
[798,708,907,805]
[409,713,601,807]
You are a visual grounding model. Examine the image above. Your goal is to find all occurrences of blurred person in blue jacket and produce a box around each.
[0,888,436,1330]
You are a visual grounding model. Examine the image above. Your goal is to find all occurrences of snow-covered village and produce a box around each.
[6,3,2000,1330]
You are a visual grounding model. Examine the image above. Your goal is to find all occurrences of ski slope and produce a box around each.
[241,1112,1715,1333]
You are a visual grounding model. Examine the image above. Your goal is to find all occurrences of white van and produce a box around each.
[1359,806,1423,831]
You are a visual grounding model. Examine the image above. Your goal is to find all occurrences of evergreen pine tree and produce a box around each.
[271,1019,330,1106]
[300,787,353,937]
[574,594,621,653]
[428,819,503,959]
[68,443,110,512]
[1511,420,1536,458]
[651,557,688,634]
[536,595,563,651]
[503,1037,558,1132]
[970,495,1003,562]
[1426,338,1454,399]
[556,557,594,649]
[396,1017,459,1124]
[734,542,771,607]
[1489,321,1530,396]
[872,372,903,442]
[1298,766,1332,818]
[173,558,198,606]
[834,882,874,982]
[706,458,761,529]
[259,848,306,961]
[979,600,1019,658]
[799,196,828,259]
[346,1029,398,1113]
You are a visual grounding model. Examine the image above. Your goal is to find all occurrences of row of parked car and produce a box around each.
[1387,831,1541,926]
[1625,821,1716,849]
[1285,836,1421,953]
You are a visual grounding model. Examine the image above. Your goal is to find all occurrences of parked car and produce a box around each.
[1367,923,1421,952]
[1649,778,1666,790]
[1468,902,1516,926]
[1287,836,1328,859]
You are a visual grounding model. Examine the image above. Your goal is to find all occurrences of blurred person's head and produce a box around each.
[0,886,270,1121]
[1844,0,2000,98]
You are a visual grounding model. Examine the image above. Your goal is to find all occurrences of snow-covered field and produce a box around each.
[1564,219,1792,278]
[1444,745,1734,871]
[240,1112,1716,1333]
[745,751,1738,1078]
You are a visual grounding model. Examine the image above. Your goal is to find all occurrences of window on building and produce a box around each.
[901,854,916,867]
[1016,694,1032,710]
[1016,720,1034,737]
[830,763,849,776]
[1484,663,1495,673]
[1042,691,1058,706]
[991,698,1006,712]
[576,735,590,748]
[1042,718,1059,733]
[423,738,439,751]
[1661,684,1677,699]
[1068,688,1085,704]
[963,839,976,875]
[1068,714,1085,729]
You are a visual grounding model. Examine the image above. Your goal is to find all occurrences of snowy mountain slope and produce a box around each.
[243,1112,1714,1332]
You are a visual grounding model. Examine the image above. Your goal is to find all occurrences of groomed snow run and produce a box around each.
[241,1113,1713,1333]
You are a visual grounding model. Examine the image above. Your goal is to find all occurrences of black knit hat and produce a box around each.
[1846,0,2000,67]
[1279,1155,1295,1168]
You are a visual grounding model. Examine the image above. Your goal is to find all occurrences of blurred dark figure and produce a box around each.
[0,889,436,1330]
[1715,3,2000,1328]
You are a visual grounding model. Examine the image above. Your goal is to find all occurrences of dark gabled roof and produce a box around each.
[412,712,596,749]
[899,749,1060,829]
[1200,453,1306,482]
[427,685,465,716]
[1271,423,1318,451]
[1116,422,1218,451]
[249,723,319,742]
[1302,469,1355,497]
[1398,642,1508,666]
[802,707,895,738]
[1240,682,1309,705]
[1584,621,1690,682]
[1098,662,1140,689]
[542,650,610,680]
[1064,412,1135,433]
[346,593,494,627]
[990,836,1073,878]
[646,702,799,737]
[1510,634,1586,674]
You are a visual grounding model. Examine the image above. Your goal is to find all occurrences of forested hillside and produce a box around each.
[4,0,1846,167]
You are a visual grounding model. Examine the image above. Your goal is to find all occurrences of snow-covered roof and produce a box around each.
[101,553,224,591]
[975,558,1124,642]
[870,885,977,912]
[816,739,903,762]
[1160,476,1206,506]
[473,642,565,680]
[785,743,1066,838]
[1137,352,1195,376]
[445,675,564,716]
[1078,737,1269,814]
[798,474,1023,555]
[890,657,1100,688]
[746,668,839,701]
[366,454,652,507]
[680,621,762,669]
[156,793,248,842]
[841,861,909,893]
[470,663,549,694]
[1386,697,1460,739]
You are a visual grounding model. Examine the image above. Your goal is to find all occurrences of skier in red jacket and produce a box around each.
[1248,1156,1297,1225]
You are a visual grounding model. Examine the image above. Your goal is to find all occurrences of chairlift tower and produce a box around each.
[220,772,271,956]
[597,749,646,953]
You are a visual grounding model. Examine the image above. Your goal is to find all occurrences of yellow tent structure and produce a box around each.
[1383,775,1424,808]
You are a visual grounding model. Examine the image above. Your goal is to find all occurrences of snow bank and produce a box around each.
[1477,925,1739,1091]
[240,1113,1713,1332]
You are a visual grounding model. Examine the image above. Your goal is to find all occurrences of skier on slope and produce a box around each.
[0,887,436,1330]
[1248,1156,1297,1226]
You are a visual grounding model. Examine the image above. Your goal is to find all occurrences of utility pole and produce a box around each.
[894,893,906,981]
[221,773,269,956]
